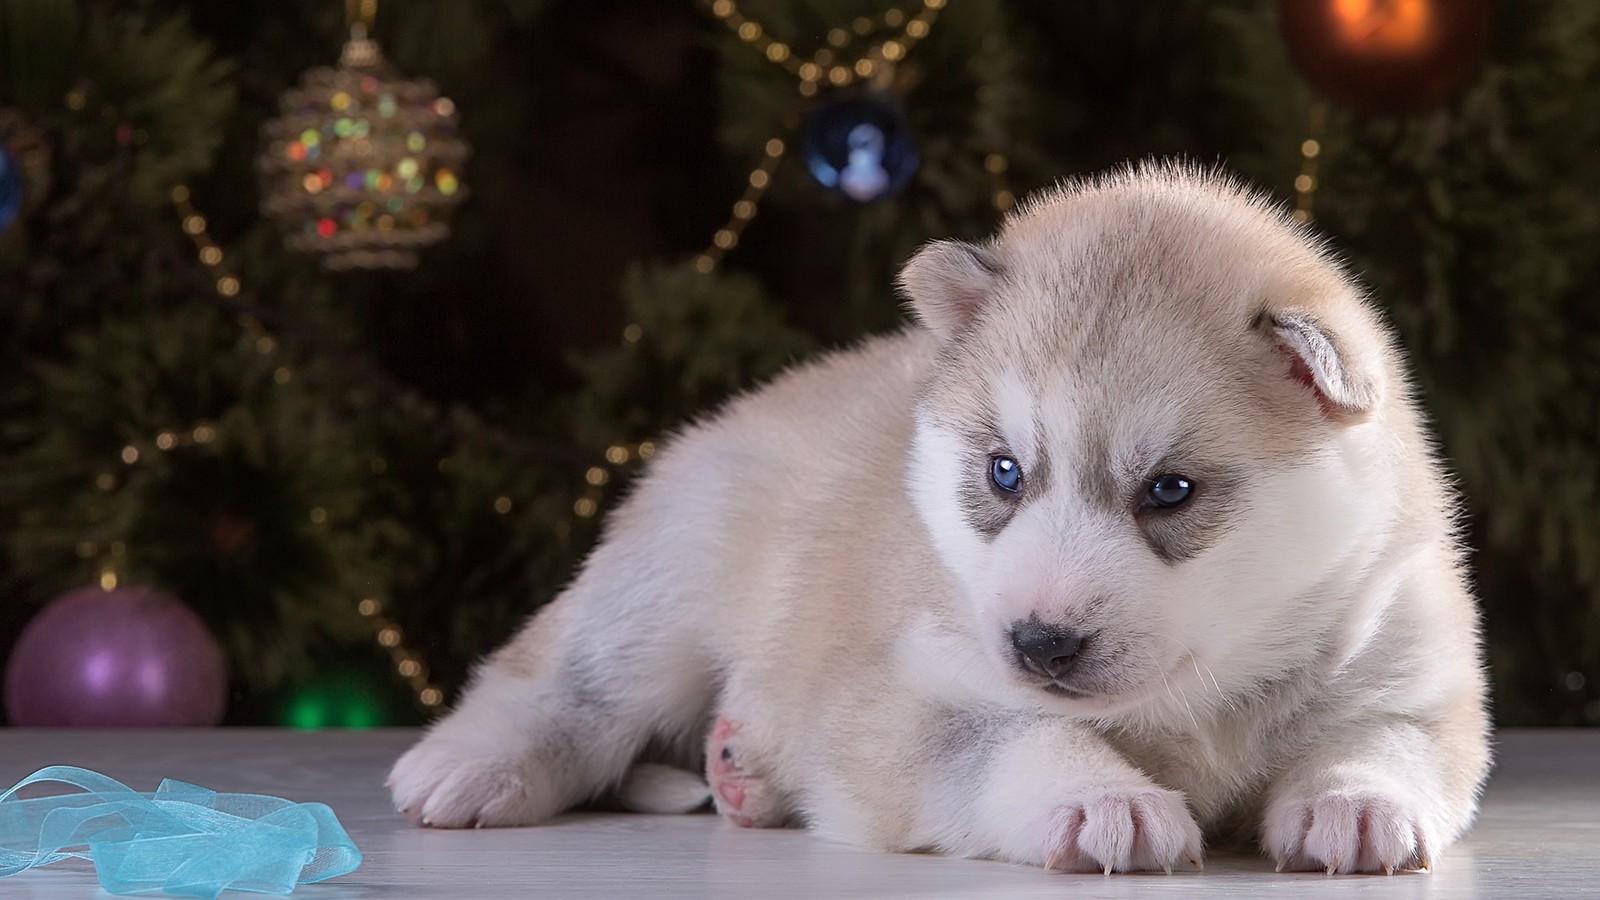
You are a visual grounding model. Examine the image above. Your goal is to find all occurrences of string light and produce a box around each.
[88,417,232,591]
[695,136,788,272]
[707,0,944,92]
[357,597,446,709]
[1293,103,1328,224]
[570,441,656,520]
[984,152,1014,214]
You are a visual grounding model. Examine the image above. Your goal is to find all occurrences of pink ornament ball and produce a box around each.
[5,584,227,726]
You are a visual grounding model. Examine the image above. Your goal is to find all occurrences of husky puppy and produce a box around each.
[389,164,1490,875]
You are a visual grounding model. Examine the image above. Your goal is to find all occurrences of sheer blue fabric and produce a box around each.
[0,765,361,896]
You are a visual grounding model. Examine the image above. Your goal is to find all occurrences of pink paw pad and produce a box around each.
[706,716,782,828]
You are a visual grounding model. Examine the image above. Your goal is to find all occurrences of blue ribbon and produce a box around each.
[0,765,361,896]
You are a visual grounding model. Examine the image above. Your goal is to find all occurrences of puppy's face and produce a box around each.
[902,169,1399,725]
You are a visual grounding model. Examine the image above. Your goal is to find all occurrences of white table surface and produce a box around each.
[0,728,1595,898]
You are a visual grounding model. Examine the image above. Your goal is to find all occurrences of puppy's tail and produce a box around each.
[613,763,712,814]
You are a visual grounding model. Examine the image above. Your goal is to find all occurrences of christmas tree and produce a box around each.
[1,0,1595,726]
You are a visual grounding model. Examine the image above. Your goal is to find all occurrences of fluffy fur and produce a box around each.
[389,163,1491,875]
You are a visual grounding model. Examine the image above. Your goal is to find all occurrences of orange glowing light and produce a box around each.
[1331,0,1432,54]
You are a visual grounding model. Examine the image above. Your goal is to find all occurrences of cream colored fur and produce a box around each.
[389,163,1490,875]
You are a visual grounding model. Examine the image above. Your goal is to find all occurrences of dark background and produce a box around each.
[1,0,1596,727]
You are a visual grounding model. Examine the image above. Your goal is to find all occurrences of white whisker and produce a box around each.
[1148,631,1239,716]
[1176,683,1200,730]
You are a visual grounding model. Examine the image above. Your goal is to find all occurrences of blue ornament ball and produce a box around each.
[801,90,919,203]
[0,146,23,232]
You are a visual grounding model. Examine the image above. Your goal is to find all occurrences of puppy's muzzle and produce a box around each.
[1010,618,1087,681]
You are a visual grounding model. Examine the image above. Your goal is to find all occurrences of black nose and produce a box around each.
[1010,619,1086,680]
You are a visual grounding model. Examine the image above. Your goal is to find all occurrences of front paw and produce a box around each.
[387,733,562,829]
[1263,790,1434,875]
[1039,786,1204,874]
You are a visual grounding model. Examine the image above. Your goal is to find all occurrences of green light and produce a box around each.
[282,673,387,729]
[286,693,329,730]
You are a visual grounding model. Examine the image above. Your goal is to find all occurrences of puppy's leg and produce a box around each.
[1260,699,1489,875]
[387,504,718,828]
[813,706,1204,873]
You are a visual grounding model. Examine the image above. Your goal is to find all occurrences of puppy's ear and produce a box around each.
[898,240,1002,340]
[1259,309,1382,422]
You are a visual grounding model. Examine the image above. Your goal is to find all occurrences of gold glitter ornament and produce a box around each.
[257,15,469,271]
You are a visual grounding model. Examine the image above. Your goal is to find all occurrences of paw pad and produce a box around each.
[705,715,786,828]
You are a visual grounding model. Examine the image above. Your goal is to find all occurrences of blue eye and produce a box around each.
[990,456,1023,494]
[1147,474,1193,508]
